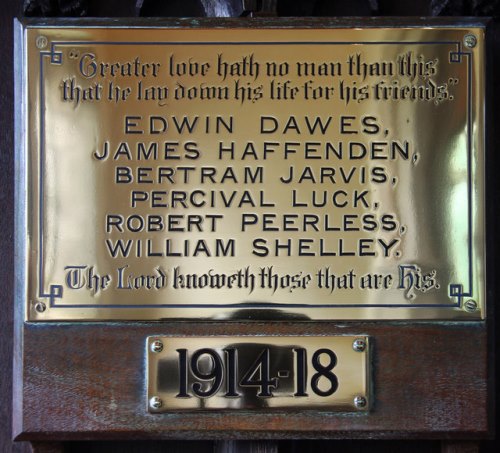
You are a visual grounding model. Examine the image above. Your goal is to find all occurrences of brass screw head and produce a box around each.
[150,340,164,353]
[34,301,46,313]
[352,339,366,352]
[464,34,477,49]
[149,397,163,410]
[354,396,367,409]
[36,36,48,49]
[464,299,478,312]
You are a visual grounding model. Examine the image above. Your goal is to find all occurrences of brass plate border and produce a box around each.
[146,335,371,412]
[19,23,486,321]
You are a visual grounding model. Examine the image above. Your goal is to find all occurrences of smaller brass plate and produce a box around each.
[147,336,370,411]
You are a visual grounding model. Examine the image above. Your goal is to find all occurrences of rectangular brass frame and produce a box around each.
[18,22,486,321]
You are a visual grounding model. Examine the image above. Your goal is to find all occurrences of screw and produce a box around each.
[352,339,366,352]
[149,396,163,410]
[34,301,46,313]
[150,340,164,353]
[36,36,48,49]
[464,299,478,312]
[354,396,367,409]
[464,34,477,49]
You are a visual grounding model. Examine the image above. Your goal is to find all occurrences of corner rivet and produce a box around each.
[34,301,46,313]
[150,340,164,353]
[354,396,367,409]
[352,339,366,352]
[464,34,477,49]
[464,299,478,312]
[149,396,163,410]
[36,36,48,49]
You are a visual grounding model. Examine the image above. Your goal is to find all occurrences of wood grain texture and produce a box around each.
[15,322,488,440]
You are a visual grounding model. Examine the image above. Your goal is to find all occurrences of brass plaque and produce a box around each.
[147,336,370,411]
[20,25,485,320]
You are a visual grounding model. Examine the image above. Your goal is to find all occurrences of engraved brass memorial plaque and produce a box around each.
[147,336,370,411]
[21,26,485,320]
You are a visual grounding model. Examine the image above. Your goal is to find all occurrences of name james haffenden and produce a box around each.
[97,113,406,258]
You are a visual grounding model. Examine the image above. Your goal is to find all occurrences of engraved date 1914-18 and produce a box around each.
[175,346,338,399]
[148,337,369,410]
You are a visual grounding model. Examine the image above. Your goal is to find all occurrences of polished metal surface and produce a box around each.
[147,336,370,411]
[21,25,485,320]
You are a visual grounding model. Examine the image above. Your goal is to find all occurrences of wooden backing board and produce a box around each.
[12,17,495,442]
[14,322,489,440]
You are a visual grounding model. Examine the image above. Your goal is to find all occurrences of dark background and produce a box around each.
[1,1,499,452]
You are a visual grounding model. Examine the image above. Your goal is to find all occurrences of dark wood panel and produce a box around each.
[0,0,38,451]
[2,2,497,452]
[15,322,488,440]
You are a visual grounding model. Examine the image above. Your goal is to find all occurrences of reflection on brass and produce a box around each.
[147,336,370,411]
[20,25,485,321]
